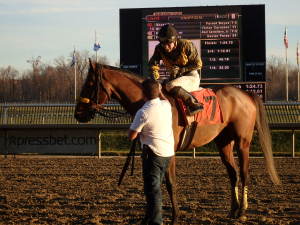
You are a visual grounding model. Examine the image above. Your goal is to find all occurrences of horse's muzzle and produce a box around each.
[74,110,95,123]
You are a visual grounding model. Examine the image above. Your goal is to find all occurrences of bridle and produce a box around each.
[78,64,109,110]
[77,63,129,119]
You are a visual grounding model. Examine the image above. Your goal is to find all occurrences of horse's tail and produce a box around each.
[249,93,281,185]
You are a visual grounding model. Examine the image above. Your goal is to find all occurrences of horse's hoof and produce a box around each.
[260,216,267,222]
[171,219,179,225]
[238,209,247,217]
[239,215,247,222]
[228,210,239,219]
[171,215,179,225]
[140,216,149,225]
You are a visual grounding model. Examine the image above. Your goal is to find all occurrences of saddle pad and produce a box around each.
[180,88,223,126]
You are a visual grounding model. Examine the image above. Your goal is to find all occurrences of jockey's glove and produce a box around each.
[151,65,160,80]
[152,70,160,80]
[170,66,180,80]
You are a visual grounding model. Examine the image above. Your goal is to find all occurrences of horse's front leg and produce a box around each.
[216,138,240,218]
[165,156,179,225]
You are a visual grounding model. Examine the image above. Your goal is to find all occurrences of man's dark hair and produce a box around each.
[142,79,160,99]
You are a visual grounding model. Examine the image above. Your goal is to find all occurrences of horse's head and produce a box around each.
[74,59,111,123]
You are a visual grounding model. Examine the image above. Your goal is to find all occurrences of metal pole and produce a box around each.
[74,58,77,102]
[95,31,97,62]
[73,47,77,102]
[4,130,8,158]
[297,41,299,101]
[98,132,101,159]
[3,106,8,124]
[292,130,295,158]
[286,47,289,101]
[298,64,300,102]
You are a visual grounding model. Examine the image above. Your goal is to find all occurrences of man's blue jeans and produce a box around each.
[142,145,171,225]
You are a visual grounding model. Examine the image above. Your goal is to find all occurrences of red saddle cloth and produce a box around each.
[179,88,223,126]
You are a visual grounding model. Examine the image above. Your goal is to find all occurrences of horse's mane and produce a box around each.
[100,64,145,84]
[98,63,176,103]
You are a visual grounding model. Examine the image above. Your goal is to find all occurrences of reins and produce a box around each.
[118,138,138,186]
[95,107,130,119]
[79,63,132,119]
[92,64,133,119]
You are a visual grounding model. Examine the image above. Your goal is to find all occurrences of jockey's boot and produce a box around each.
[170,86,203,116]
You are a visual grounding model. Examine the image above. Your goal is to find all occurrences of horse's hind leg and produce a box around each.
[236,136,251,219]
[215,131,240,218]
[165,156,179,225]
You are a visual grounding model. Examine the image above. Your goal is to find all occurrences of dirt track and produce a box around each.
[0,157,299,225]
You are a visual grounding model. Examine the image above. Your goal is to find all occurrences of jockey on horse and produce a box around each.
[149,24,204,116]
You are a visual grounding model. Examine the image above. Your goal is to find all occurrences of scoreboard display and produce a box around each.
[120,5,266,99]
[144,11,241,81]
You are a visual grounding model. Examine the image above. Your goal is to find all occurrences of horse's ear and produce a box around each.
[89,58,95,72]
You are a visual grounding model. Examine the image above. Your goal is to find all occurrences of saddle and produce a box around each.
[176,88,223,150]
[178,88,223,126]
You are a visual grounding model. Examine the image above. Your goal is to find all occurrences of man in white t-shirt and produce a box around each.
[128,79,174,225]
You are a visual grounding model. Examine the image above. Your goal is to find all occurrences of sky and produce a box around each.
[0,0,300,72]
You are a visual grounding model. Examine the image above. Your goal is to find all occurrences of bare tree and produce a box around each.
[0,51,114,103]
[266,56,285,101]
[266,56,298,101]
[0,66,19,102]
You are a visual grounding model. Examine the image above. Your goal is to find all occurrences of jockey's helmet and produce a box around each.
[158,24,178,44]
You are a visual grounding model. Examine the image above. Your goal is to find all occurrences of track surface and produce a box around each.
[0,157,299,224]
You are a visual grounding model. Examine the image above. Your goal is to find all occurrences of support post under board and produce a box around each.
[292,130,295,158]
[98,132,101,159]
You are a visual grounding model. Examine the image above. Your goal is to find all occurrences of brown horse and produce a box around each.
[74,60,280,224]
